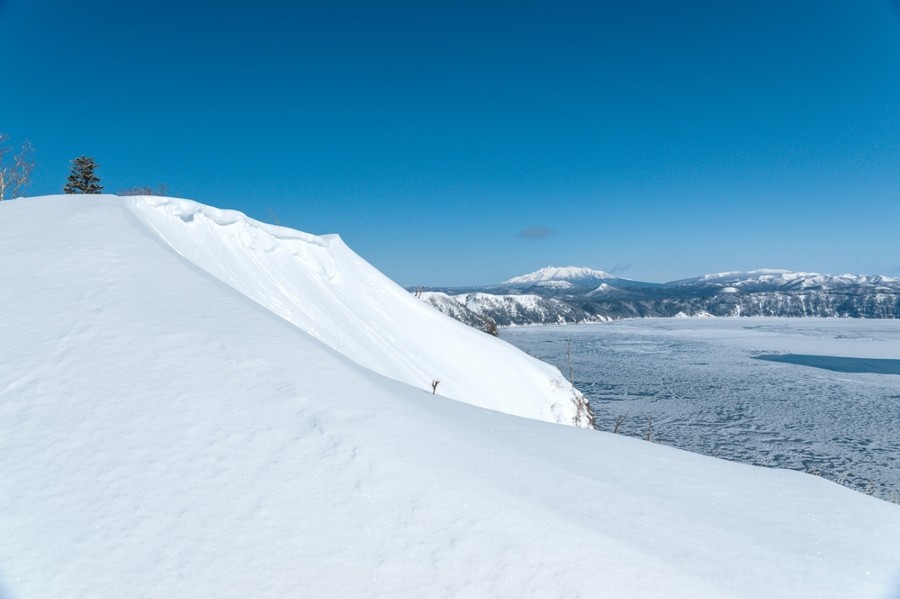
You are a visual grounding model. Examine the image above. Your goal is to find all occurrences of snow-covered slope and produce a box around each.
[2,196,900,599]
[417,291,497,333]
[454,291,607,326]
[128,196,588,427]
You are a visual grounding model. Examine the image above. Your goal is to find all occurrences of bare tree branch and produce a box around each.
[0,134,35,201]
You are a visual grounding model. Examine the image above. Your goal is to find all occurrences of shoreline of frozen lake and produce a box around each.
[503,317,900,501]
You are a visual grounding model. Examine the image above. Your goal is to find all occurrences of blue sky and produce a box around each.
[3,0,899,285]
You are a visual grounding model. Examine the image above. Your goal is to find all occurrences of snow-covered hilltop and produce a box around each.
[422,266,900,325]
[2,197,899,598]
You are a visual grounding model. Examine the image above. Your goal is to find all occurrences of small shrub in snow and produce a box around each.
[481,317,499,336]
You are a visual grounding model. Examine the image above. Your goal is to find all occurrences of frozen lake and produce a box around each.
[502,318,900,501]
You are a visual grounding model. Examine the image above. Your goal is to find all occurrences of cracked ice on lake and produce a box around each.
[503,317,900,500]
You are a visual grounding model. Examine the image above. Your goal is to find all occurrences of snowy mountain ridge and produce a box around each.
[668,268,900,290]
[422,265,900,325]
[506,266,900,290]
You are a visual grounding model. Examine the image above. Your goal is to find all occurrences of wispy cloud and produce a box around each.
[609,263,632,274]
[518,226,555,240]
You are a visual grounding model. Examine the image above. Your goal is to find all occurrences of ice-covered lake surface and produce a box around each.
[503,318,900,500]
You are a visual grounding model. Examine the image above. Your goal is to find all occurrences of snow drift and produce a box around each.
[127,195,591,427]
[1,196,899,599]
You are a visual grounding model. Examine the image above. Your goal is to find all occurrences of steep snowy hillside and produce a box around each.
[128,196,590,427]
[2,196,900,599]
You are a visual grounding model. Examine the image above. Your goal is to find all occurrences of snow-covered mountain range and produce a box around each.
[3,198,899,598]
[421,266,900,326]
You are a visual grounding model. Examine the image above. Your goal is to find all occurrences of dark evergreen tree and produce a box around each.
[63,156,103,194]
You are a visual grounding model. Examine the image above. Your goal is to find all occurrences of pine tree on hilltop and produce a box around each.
[63,156,103,194]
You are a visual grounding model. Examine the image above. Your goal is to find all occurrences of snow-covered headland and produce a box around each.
[1,196,899,598]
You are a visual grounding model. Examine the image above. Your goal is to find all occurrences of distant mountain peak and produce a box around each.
[504,266,617,285]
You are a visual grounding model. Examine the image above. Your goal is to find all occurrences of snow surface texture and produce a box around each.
[504,318,900,500]
[127,195,588,428]
[2,196,900,598]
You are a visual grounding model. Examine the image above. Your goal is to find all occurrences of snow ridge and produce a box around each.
[127,196,589,427]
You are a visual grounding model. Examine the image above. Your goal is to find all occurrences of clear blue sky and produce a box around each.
[3,0,899,285]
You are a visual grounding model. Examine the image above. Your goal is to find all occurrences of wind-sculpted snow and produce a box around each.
[127,196,589,427]
[2,197,900,598]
